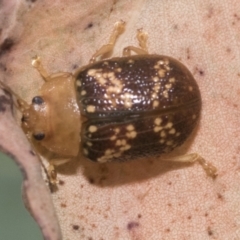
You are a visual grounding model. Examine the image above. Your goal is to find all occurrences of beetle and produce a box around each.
[1,21,217,183]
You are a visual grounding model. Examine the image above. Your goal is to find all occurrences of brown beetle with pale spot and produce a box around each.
[0,21,217,183]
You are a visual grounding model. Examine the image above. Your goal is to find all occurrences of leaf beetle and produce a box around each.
[0,21,217,183]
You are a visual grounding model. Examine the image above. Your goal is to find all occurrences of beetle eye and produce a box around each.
[33,132,45,141]
[32,96,44,105]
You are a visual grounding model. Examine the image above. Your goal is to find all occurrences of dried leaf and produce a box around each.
[1,0,240,239]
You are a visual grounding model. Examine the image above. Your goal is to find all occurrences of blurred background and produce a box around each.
[0,152,42,239]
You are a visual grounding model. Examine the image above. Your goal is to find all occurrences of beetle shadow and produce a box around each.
[56,125,204,188]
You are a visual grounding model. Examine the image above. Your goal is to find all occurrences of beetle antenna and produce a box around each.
[32,56,50,81]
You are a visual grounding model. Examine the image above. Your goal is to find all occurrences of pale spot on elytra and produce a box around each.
[126,125,134,131]
[86,105,96,113]
[166,140,173,145]
[154,126,162,132]
[76,80,81,87]
[153,100,159,108]
[158,69,166,77]
[165,83,172,89]
[81,90,86,96]
[165,122,173,129]
[169,128,176,134]
[83,148,88,155]
[126,131,137,139]
[160,130,166,138]
[154,118,162,125]
[152,76,159,82]
[86,141,92,146]
[110,135,117,141]
[88,125,97,133]
[163,90,168,98]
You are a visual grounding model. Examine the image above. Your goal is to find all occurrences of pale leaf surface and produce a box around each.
[0,0,239,239]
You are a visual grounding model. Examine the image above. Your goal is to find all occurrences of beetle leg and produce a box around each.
[47,164,58,185]
[123,28,149,56]
[196,156,218,178]
[46,158,71,185]
[89,20,126,63]
[163,153,218,178]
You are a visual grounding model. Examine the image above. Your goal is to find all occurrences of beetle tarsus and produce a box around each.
[123,28,148,56]
[89,20,126,63]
